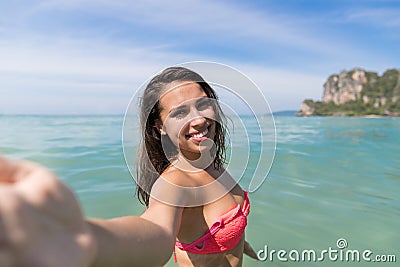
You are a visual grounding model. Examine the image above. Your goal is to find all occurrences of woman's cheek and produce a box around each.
[164,119,188,142]
[202,109,216,120]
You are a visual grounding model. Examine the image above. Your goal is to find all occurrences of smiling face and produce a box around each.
[158,81,217,161]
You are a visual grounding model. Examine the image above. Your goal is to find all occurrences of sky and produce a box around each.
[0,0,399,114]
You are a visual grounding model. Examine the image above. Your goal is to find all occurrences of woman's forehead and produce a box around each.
[160,81,207,108]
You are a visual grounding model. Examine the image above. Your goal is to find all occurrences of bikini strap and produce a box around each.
[242,191,250,216]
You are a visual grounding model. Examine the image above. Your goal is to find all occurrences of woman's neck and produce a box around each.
[173,152,215,172]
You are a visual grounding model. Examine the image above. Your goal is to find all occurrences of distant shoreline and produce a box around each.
[272,110,297,116]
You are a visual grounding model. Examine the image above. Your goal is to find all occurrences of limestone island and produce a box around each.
[297,68,400,116]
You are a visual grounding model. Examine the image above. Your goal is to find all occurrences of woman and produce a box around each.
[0,66,257,267]
[136,67,257,266]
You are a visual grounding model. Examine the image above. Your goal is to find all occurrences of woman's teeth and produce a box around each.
[192,128,208,138]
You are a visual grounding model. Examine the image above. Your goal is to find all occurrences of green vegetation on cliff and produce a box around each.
[301,99,388,116]
[298,68,400,116]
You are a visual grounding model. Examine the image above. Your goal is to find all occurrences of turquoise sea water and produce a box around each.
[0,115,399,266]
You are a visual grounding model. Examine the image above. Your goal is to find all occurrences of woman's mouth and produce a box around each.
[187,126,210,142]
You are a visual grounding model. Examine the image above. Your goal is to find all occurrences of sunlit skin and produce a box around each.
[158,81,217,163]
[157,82,248,266]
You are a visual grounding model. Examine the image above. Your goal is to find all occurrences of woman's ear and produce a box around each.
[155,120,167,135]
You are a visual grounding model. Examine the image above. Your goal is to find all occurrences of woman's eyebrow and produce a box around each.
[168,96,209,114]
[168,104,187,114]
[196,96,210,103]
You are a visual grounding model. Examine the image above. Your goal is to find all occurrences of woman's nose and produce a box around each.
[188,108,206,126]
[190,115,206,127]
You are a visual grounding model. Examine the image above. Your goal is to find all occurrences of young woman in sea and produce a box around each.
[0,67,257,266]
[135,67,257,266]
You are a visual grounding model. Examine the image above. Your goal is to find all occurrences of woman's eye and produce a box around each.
[171,109,188,119]
[196,99,212,110]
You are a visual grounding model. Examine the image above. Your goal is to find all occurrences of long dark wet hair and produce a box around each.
[136,67,227,206]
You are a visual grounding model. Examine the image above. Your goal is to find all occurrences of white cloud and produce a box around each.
[345,7,400,28]
[238,64,325,111]
[19,0,344,54]
[0,36,324,114]
[1,40,159,81]
[1,0,394,114]
[0,36,186,114]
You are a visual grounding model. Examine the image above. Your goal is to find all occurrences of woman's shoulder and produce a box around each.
[149,165,200,207]
[161,164,198,188]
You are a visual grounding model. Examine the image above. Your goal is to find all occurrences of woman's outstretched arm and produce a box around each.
[0,156,182,267]
[88,196,183,267]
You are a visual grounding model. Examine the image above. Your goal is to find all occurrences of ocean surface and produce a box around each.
[0,114,399,266]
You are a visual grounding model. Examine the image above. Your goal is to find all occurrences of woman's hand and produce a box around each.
[0,156,96,267]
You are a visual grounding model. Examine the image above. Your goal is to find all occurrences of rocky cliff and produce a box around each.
[298,68,400,116]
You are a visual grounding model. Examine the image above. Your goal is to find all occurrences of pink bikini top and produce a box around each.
[175,191,250,255]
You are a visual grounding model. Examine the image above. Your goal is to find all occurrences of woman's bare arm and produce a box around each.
[88,196,183,267]
[0,156,182,267]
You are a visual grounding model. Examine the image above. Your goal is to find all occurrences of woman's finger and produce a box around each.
[0,156,18,183]
[0,155,49,184]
